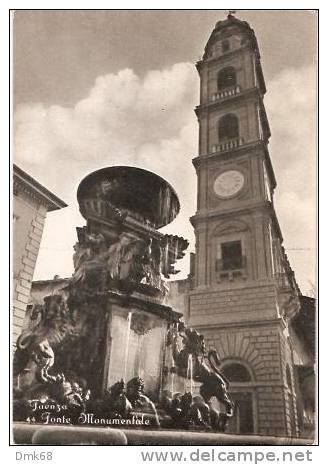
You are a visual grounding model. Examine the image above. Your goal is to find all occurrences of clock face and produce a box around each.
[213,170,245,198]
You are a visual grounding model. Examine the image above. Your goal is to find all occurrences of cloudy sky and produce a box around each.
[13,10,317,293]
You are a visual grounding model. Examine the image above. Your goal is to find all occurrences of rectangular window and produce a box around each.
[221,240,243,270]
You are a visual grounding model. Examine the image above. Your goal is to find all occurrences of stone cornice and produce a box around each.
[13,164,68,212]
[192,140,277,190]
[189,277,276,295]
[189,316,287,332]
[106,290,182,322]
[197,44,257,73]
[195,87,262,118]
[190,200,283,241]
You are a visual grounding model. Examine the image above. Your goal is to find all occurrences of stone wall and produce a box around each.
[166,277,303,437]
[166,279,190,320]
[200,322,293,436]
[13,193,47,343]
[189,280,278,327]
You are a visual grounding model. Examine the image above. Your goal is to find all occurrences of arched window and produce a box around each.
[220,361,254,434]
[217,67,237,90]
[218,114,239,141]
[221,362,252,382]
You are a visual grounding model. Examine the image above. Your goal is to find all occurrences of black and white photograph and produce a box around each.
[10,9,317,448]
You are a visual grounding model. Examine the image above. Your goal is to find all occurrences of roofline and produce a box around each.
[31,277,70,285]
[13,164,68,211]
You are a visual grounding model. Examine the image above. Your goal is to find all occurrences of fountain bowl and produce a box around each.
[77,166,180,229]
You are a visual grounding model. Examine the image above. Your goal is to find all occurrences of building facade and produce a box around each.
[12,164,67,343]
[169,14,315,438]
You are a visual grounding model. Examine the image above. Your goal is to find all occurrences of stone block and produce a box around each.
[13,315,24,327]
[33,216,45,227]
[37,204,48,216]
[27,250,38,261]
[254,342,269,349]
[15,284,30,296]
[22,256,36,268]
[13,307,26,319]
[29,231,43,242]
[13,299,28,311]
[23,263,34,275]
[12,330,20,342]
[19,271,32,282]
[16,292,29,304]
[30,238,41,248]
[32,225,43,237]
[258,393,276,400]
[32,425,127,445]
[273,386,283,392]
[19,279,32,290]
[25,242,39,254]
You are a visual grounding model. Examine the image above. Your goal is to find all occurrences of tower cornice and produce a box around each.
[195,87,265,118]
[190,200,283,242]
[196,43,256,73]
[192,140,277,190]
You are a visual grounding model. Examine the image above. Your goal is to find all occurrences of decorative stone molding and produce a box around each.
[13,164,67,212]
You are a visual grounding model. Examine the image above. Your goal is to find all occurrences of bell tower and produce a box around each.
[189,14,302,437]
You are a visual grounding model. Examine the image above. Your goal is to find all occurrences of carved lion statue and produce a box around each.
[14,294,74,386]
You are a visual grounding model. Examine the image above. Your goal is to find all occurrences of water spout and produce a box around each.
[123,311,133,382]
[186,354,194,395]
[171,355,175,396]
[137,336,143,378]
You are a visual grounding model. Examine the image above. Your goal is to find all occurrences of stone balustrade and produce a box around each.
[211,137,244,154]
[211,85,241,102]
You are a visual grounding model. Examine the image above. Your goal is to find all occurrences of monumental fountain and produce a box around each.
[13,166,234,438]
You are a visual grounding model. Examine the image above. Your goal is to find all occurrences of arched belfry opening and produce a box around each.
[217,66,237,90]
[218,114,239,141]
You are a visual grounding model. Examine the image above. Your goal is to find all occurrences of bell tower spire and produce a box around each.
[188,15,301,437]
[192,13,276,287]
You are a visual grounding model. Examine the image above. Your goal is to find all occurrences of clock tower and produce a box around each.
[189,14,302,437]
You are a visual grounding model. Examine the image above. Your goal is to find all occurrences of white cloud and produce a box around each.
[14,62,316,293]
[266,65,316,292]
[14,62,199,281]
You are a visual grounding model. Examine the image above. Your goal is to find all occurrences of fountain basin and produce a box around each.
[77,166,180,229]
